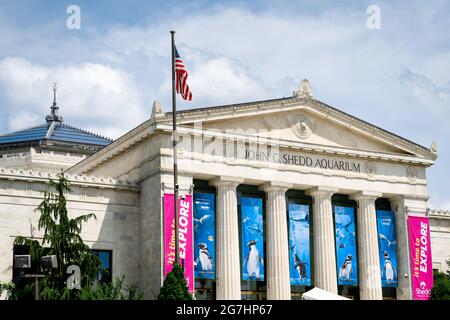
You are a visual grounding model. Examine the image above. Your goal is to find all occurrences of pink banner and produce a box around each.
[408,215,433,300]
[163,193,194,293]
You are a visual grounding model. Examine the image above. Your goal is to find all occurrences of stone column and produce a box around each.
[350,191,382,300]
[260,181,293,300]
[390,195,428,300]
[211,176,244,300]
[305,186,339,294]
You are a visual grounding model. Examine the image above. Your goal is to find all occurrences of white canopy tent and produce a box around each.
[302,287,352,300]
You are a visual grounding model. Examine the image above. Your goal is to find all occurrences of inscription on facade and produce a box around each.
[245,149,361,172]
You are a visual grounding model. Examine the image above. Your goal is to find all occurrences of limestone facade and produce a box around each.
[1,87,447,300]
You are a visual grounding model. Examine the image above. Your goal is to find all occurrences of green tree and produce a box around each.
[431,257,450,300]
[157,264,192,300]
[12,174,100,300]
[9,174,143,300]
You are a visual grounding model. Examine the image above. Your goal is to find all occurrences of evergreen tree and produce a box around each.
[157,264,192,300]
[431,257,450,300]
[12,174,100,300]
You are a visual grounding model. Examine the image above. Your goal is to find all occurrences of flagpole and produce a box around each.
[170,30,179,267]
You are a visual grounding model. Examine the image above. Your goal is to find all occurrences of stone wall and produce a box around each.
[139,172,163,299]
[429,209,450,273]
[0,170,140,299]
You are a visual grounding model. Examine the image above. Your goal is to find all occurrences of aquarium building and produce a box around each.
[0,80,445,300]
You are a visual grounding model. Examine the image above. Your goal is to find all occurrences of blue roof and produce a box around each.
[0,123,113,146]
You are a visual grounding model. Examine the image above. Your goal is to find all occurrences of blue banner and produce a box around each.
[240,196,265,281]
[376,210,398,287]
[334,205,358,286]
[288,203,311,286]
[193,192,215,279]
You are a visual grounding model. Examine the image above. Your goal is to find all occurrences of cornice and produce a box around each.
[427,208,450,220]
[0,152,86,165]
[0,168,139,191]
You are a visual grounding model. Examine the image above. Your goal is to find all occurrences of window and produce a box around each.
[12,245,50,300]
[92,250,112,284]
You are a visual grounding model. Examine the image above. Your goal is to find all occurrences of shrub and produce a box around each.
[157,264,192,300]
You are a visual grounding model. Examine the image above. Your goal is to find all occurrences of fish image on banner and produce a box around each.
[288,203,311,286]
[376,210,398,287]
[334,205,358,286]
[193,192,215,279]
[240,196,265,281]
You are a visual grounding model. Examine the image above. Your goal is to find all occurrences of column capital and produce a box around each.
[349,191,382,201]
[259,181,293,192]
[210,176,244,188]
[305,186,338,197]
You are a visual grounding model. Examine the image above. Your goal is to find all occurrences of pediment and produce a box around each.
[197,108,406,155]
[68,96,436,176]
[174,95,435,160]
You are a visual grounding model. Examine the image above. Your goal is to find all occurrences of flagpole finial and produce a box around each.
[170,30,175,34]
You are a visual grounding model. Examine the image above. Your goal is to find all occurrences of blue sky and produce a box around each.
[0,0,448,209]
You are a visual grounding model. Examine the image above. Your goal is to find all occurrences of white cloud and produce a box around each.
[159,56,270,106]
[0,2,449,206]
[0,57,49,108]
[0,57,145,139]
[190,57,269,103]
[396,69,450,115]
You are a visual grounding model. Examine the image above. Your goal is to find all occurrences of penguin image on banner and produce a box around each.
[376,210,398,287]
[288,203,311,286]
[381,251,397,285]
[334,205,358,286]
[193,192,215,279]
[240,196,265,281]
[243,240,264,279]
[339,254,353,282]
[194,243,213,271]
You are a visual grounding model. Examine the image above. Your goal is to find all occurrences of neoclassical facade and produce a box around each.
[0,80,448,300]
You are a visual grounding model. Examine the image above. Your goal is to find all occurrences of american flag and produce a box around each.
[175,47,192,101]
